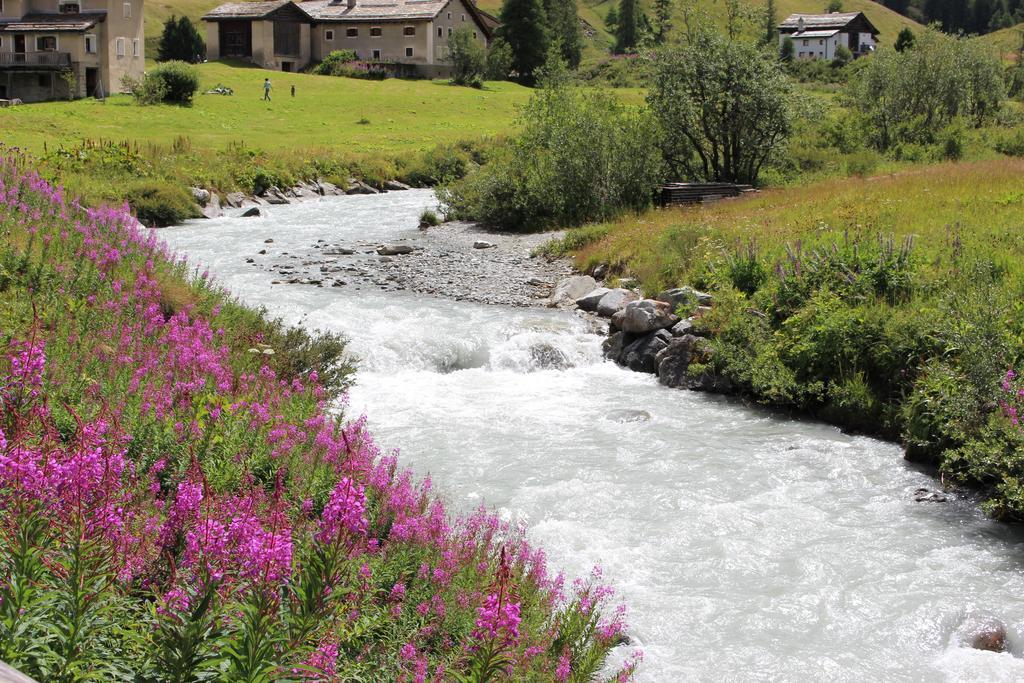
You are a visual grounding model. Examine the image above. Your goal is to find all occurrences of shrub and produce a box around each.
[122,72,167,105]
[419,209,441,228]
[124,181,201,226]
[845,149,880,177]
[441,82,663,230]
[312,50,358,75]
[832,44,853,67]
[152,61,200,103]
[485,37,514,81]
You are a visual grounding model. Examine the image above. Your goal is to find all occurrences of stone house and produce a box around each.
[203,0,492,77]
[0,0,144,102]
[778,12,880,61]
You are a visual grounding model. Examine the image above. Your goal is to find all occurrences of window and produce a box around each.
[802,39,808,46]
[123,2,131,19]
[370,27,382,37]
[371,48,381,60]
[437,26,442,37]
[447,27,452,36]
[116,37,125,56]
[133,38,140,56]
[405,46,413,57]
[85,34,96,53]
[36,36,57,51]
[473,31,477,39]
[818,39,823,45]
[325,29,334,40]
[59,2,81,12]
[447,12,451,19]
[346,27,358,37]
[403,26,415,36]
[461,14,465,21]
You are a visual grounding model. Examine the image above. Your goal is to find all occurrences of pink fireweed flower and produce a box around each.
[472,592,522,647]
[318,476,368,543]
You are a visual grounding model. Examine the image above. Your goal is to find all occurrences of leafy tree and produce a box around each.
[614,0,639,53]
[157,15,206,64]
[485,38,514,80]
[894,27,916,52]
[849,28,1005,149]
[498,0,549,84]
[832,43,853,66]
[826,0,843,12]
[648,28,793,184]
[781,36,795,61]
[544,0,582,68]
[763,0,778,46]
[448,26,486,87]
[441,78,663,230]
[653,0,674,44]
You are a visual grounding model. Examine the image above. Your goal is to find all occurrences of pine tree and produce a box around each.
[894,27,916,51]
[614,0,639,53]
[498,0,550,84]
[544,0,582,68]
[653,0,674,44]
[157,16,206,64]
[763,0,777,46]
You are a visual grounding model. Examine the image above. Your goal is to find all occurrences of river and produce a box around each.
[161,190,1024,682]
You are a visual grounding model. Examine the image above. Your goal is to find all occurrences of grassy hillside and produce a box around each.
[0,62,532,155]
[980,22,1023,61]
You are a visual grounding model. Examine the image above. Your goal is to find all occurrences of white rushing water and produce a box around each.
[162,191,1024,682]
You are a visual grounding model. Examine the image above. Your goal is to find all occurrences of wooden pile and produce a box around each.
[659,182,755,206]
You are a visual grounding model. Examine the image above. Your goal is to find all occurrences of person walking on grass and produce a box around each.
[263,78,272,101]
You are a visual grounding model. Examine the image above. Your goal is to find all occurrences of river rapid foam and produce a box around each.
[162,190,1024,682]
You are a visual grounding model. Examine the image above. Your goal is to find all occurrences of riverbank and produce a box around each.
[0,159,636,679]
[542,159,1024,521]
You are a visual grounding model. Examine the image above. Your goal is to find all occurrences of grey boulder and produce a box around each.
[200,192,222,219]
[576,287,611,312]
[549,275,598,306]
[612,299,679,334]
[377,244,415,256]
[346,181,379,195]
[384,180,412,191]
[190,187,210,206]
[240,207,261,218]
[225,192,247,208]
[657,287,713,311]
[596,288,639,317]
[621,329,672,374]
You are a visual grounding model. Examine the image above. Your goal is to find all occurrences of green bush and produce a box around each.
[125,181,201,227]
[312,50,358,75]
[151,61,200,104]
[441,83,663,230]
[419,209,441,228]
[448,26,486,87]
[845,149,880,177]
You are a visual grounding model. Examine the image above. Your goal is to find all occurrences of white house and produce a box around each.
[778,12,880,61]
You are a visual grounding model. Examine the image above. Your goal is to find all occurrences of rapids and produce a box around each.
[162,190,1024,682]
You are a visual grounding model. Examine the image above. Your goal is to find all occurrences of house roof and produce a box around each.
[203,1,310,21]
[0,12,106,32]
[791,30,840,39]
[300,0,494,37]
[301,0,446,22]
[779,11,880,36]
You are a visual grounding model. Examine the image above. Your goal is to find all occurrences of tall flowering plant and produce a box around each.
[0,152,640,681]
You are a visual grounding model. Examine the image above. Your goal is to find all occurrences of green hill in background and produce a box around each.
[144,0,923,60]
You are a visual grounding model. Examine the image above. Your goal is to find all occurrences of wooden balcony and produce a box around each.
[0,52,72,69]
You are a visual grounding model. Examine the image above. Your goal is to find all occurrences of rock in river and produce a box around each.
[612,299,679,334]
[576,287,611,312]
[605,409,651,423]
[549,275,597,306]
[621,329,672,374]
[596,288,639,317]
[377,244,415,256]
[241,207,262,218]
